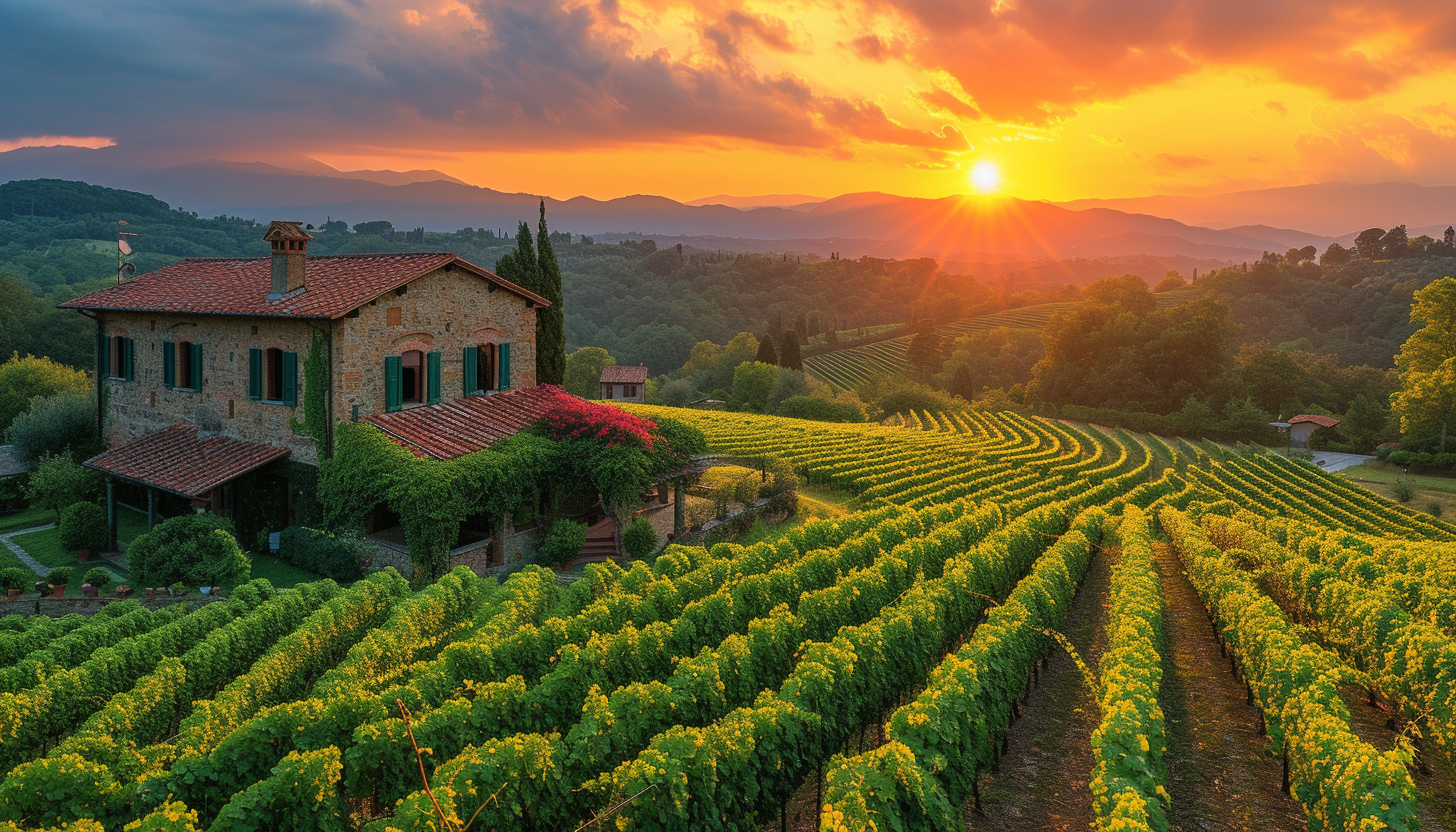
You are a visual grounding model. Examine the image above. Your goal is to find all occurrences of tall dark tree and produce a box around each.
[949,364,975,401]
[806,312,821,338]
[905,329,944,381]
[1353,227,1385,260]
[794,313,808,344]
[495,221,541,292]
[535,200,566,385]
[1381,225,1409,259]
[779,331,802,370]
[756,333,779,366]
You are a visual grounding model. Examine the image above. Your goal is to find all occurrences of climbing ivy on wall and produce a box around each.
[317,398,704,585]
[301,329,330,448]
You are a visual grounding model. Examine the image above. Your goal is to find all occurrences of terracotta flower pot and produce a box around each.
[115,585,133,599]
[49,584,67,597]
[147,587,159,598]
[5,589,19,601]
[81,585,99,598]
[77,549,93,562]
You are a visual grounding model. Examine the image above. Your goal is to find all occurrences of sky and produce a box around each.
[4,0,1456,203]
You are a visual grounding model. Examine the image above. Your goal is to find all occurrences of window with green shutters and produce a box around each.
[248,349,263,400]
[385,355,402,412]
[121,338,134,381]
[463,346,479,395]
[163,341,175,388]
[280,351,297,405]
[427,350,441,403]
[188,342,203,391]
[498,342,511,389]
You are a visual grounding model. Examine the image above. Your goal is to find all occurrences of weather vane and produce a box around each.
[117,220,137,283]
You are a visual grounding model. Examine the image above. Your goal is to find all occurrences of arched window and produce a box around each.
[401,350,424,404]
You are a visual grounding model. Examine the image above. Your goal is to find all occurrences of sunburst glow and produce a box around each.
[970,161,1000,193]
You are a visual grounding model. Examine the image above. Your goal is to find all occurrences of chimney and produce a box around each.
[263,221,314,296]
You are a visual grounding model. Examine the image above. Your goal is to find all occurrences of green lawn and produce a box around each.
[1339,459,1456,519]
[244,554,325,590]
[0,507,55,534]
[733,484,851,548]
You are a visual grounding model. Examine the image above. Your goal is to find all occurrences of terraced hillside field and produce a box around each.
[805,287,1200,390]
[2,405,1454,832]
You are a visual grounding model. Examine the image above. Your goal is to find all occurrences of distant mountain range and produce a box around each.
[1057,181,1456,238]
[3,145,1452,266]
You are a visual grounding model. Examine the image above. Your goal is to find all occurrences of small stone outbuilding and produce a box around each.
[600,365,649,402]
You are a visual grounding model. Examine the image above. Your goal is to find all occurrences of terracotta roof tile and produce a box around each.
[61,253,548,319]
[1289,414,1340,428]
[84,424,290,497]
[600,365,649,384]
[364,385,559,460]
[262,221,313,242]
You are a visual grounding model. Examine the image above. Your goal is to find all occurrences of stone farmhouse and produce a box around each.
[599,364,649,402]
[63,221,549,552]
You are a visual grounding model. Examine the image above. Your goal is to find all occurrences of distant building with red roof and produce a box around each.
[64,221,548,549]
[1289,413,1340,446]
[600,364,649,402]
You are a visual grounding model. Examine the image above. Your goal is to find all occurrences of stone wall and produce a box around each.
[334,264,539,423]
[101,312,320,464]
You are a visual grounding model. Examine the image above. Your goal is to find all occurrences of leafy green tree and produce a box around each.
[778,331,802,370]
[1381,225,1409,259]
[948,364,975,400]
[1340,393,1391,452]
[1395,358,1456,451]
[1396,277,1456,378]
[1153,271,1186,292]
[7,390,98,465]
[755,333,778,366]
[730,361,779,412]
[1218,397,1275,443]
[905,328,944,381]
[564,347,615,398]
[1354,228,1385,259]
[0,353,90,433]
[1321,243,1351,266]
[535,201,566,385]
[351,221,394,236]
[25,453,103,520]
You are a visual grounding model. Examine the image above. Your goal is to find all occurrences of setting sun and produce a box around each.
[971,162,1000,193]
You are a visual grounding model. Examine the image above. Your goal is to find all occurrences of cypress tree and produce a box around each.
[949,364,975,401]
[535,200,566,385]
[779,331,802,370]
[495,221,541,292]
[756,333,779,366]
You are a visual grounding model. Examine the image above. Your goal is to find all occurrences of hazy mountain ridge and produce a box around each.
[4,146,1446,265]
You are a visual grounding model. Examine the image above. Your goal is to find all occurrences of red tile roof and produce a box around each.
[263,221,313,242]
[600,365,650,384]
[1289,414,1340,428]
[84,424,290,497]
[364,385,560,460]
[61,253,549,319]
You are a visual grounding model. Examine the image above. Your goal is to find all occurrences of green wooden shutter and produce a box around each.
[385,356,402,412]
[189,343,203,390]
[282,352,298,406]
[163,341,175,388]
[427,350,441,403]
[463,347,478,396]
[98,333,110,379]
[498,342,511,390]
[248,349,262,400]
[122,338,135,381]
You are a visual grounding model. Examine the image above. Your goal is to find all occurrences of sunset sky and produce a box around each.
[5,0,1456,203]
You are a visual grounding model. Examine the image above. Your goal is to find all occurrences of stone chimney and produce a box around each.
[263,221,314,296]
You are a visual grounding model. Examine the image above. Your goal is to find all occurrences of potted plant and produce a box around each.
[540,518,587,572]
[58,502,108,562]
[114,584,134,599]
[0,568,31,600]
[168,581,187,598]
[45,568,72,597]
[82,567,112,598]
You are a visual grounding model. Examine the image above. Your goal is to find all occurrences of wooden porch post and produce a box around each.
[673,479,686,537]
[106,478,119,552]
[146,488,157,532]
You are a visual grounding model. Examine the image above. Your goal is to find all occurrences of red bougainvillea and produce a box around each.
[538,387,658,448]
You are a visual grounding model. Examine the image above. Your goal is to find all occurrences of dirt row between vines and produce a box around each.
[758,539,1319,832]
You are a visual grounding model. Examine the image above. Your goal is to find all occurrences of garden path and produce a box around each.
[0,523,54,575]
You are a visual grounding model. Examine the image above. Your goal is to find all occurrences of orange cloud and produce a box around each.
[0,135,115,153]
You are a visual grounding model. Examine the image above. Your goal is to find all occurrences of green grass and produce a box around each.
[0,507,55,534]
[1339,459,1456,520]
[243,554,324,590]
[733,483,851,548]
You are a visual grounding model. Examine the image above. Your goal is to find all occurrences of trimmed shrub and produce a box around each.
[277,526,367,582]
[128,514,251,588]
[59,501,108,552]
[45,568,72,586]
[540,519,586,567]
[1393,480,1414,503]
[1429,500,1444,518]
[82,567,112,589]
[622,516,658,559]
[0,568,32,591]
[734,473,761,505]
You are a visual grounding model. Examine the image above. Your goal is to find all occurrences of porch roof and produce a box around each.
[84,424,290,497]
